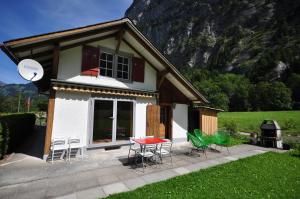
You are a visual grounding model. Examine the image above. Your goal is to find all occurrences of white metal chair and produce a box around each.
[136,144,156,172]
[68,137,84,162]
[50,137,67,164]
[155,141,173,167]
[128,137,141,163]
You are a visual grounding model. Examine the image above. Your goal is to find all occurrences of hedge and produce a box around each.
[0,113,36,159]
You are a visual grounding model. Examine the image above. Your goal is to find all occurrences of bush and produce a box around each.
[282,119,297,130]
[283,136,300,155]
[223,120,238,135]
[0,113,36,159]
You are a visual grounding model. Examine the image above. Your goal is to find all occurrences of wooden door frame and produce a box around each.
[160,104,173,140]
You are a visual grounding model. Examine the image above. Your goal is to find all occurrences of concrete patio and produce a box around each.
[0,142,283,199]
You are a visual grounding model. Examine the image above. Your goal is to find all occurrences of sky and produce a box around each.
[0,0,133,84]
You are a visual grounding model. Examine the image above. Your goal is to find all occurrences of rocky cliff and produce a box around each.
[125,0,300,82]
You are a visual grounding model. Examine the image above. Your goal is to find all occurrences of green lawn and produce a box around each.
[106,152,300,199]
[218,111,300,135]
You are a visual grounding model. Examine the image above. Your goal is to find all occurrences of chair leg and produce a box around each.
[51,149,54,164]
[81,147,84,160]
[190,148,193,155]
[204,149,207,159]
[128,150,131,162]
[170,153,173,168]
[68,148,71,163]
[142,156,144,173]
[227,146,229,154]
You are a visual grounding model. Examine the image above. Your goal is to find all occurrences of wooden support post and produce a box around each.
[115,29,125,54]
[43,44,59,158]
[157,69,169,90]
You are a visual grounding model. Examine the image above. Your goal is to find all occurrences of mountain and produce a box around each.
[0,81,5,86]
[0,83,38,97]
[125,0,300,82]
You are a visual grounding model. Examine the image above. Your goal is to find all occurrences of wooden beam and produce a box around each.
[51,45,59,78]
[44,45,59,156]
[115,29,125,54]
[43,89,56,156]
[61,33,116,51]
[0,44,19,64]
[11,25,122,52]
[157,69,170,90]
[38,59,52,66]
[20,49,53,60]
[122,38,158,72]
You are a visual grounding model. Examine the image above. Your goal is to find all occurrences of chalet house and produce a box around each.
[1,18,219,159]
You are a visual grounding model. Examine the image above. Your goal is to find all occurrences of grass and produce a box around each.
[106,152,300,199]
[218,111,300,135]
[228,135,248,146]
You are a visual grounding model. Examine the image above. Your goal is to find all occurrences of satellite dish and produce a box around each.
[17,59,44,82]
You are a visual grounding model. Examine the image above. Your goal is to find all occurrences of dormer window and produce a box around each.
[82,45,144,83]
[117,55,130,80]
[100,52,113,77]
[99,47,132,81]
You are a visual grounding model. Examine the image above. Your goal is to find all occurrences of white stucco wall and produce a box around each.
[52,91,91,147]
[172,104,189,140]
[52,90,156,147]
[134,97,156,138]
[57,38,157,91]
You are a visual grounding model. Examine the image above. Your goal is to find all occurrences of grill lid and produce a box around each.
[260,120,280,130]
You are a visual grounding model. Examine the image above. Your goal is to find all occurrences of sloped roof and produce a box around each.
[0,18,208,103]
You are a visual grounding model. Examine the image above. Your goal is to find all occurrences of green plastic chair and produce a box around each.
[214,131,230,153]
[194,129,202,137]
[187,132,208,158]
[194,129,214,146]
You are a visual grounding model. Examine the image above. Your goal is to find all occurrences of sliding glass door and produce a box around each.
[92,99,133,145]
[116,101,133,141]
[93,100,114,143]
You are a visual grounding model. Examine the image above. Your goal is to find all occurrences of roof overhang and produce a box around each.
[52,79,158,98]
[193,105,224,112]
[1,18,208,103]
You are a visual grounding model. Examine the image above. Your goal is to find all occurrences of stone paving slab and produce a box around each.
[102,182,129,195]
[76,186,105,199]
[123,177,147,190]
[0,144,285,199]
[173,167,190,175]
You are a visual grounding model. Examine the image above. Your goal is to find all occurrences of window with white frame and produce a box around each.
[100,52,113,77]
[116,55,130,80]
[99,47,131,81]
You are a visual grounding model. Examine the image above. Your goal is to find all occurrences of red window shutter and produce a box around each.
[81,45,99,76]
[132,57,145,82]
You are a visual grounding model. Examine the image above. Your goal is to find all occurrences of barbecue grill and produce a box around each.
[260,120,282,148]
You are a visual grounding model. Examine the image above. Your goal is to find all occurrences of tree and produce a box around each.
[286,73,300,109]
[250,81,292,111]
[194,80,229,111]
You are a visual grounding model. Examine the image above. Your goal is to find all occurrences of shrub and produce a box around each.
[283,136,300,155]
[0,113,36,159]
[282,119,297,130]
[223,120,238,135]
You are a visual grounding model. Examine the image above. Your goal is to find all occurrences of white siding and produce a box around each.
[134,97,156,138]
[52,91,90,147]
[57,38,157,91]
[172,104,188,140]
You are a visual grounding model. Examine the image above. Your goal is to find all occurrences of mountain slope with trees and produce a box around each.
[0,83,47,113]
[125,0,300,111]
